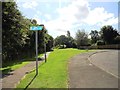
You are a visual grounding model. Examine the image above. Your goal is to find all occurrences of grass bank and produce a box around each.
[17,48,92,88]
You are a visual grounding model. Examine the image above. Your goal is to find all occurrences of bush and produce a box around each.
[114,36,120,44]
[54,45,66,49]
[97,40,105,46]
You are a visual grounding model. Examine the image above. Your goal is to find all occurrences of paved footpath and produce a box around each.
[68,50,118,88]
[1,52,50,89]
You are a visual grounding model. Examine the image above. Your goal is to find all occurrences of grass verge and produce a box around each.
[1,54,43,75]
[16,48,93,88]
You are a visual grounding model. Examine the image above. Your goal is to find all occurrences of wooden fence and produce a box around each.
[79,44,120,49]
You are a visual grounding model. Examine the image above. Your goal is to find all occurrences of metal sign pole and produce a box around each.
[36,30,38,75]
[30,25,44,75]
[44,31,47,63]
[44,43,47,62]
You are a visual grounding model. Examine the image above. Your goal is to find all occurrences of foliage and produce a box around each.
[46,34,54,51]
[54,35,67,48]
[2,1,26,61]
[96,40,105,46]
[67,30,70,37]
[2,1,53,64]
[114,35,120,44]
[75,30,89,47]
[55,45,67,49]
[54,32,76,48]
[100,25,119,44]
[66,36,77,48]
[90,30,100,44]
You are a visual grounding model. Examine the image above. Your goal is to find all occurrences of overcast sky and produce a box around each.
[16,0,119,38]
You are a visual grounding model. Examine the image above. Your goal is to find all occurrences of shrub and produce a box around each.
[97,40,105,45]
[54,45,66,49]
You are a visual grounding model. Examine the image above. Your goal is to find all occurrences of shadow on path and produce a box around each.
[24,74,37,90]
[24,62,45,90]
[2,68,14,78]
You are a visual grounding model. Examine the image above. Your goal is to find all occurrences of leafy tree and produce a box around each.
[75,30,89,47]
[100,25,119,44]
[37,23,54,53]
[54,31,76,48]
[90,30,99,44]
[54,35,68,47]
[2,1,26,61]
[114,35,120,44]
[67,30,70,37]
[2,1,53,64]
[32,19,37,25]
[96,40,105,46]
[17,18,35,58]
[66,31,76,48]
[46,34,54,51]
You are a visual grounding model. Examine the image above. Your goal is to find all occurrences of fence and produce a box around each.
[79,44,120,49]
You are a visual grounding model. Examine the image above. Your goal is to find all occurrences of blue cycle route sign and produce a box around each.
[30,26,43,30]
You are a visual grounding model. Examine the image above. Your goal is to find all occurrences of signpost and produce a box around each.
[30,25,44,75]
[30,26,43,31]
[35,30,38,74]
[44,35,47,63]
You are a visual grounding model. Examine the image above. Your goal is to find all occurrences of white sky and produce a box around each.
[16,0,119,38]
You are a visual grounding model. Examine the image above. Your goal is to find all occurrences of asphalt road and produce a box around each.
[69,50,119,88]
[89,50,119,78]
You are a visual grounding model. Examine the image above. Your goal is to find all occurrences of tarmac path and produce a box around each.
[1,52,50,89]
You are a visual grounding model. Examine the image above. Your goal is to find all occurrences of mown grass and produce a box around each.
[16,48,92,88]
[1,54,43,75]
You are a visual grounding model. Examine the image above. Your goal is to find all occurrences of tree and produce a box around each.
[37,25,53,53]
[32,19,37,25]
[100,25,119,44]
[67,30,70,37]
[54,35,68,47]
[2,1,53,64]
[54,31,77,48]
[114,35,120,44]
[66,31,76,48]
[90,30,99,44]
[2,1,26,61]
[46,34,54,51]
[75,30,89,48]
[96,40,105,46]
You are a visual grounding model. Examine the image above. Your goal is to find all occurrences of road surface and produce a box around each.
[89,50,119,78]
[69,50,119,88]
